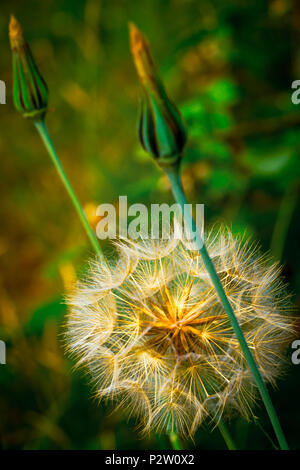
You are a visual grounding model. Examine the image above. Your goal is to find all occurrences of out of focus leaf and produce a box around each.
[243,149,292,176]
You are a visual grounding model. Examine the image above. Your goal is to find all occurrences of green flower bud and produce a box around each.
[9,15,48,120]
[130,23,187,168]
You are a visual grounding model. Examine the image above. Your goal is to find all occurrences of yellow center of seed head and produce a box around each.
[141,285,220,356]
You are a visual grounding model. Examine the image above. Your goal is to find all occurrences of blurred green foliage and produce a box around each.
[0,0,299,450]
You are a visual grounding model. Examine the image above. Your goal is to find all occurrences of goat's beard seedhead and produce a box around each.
[65,226,295,437]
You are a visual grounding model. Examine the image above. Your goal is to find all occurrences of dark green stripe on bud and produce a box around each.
[9,15,48,120]
[130,23,187,168]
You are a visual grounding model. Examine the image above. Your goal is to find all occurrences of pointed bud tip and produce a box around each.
[9,14,24,50]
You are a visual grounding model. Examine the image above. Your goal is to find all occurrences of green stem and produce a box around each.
[218,419,237,450]
[164,165,289,451]
[169,431,182,450]
[34,120,103,259]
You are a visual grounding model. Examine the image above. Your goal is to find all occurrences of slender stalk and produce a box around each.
[218,419,237,450]
[164,165,289,451]
[34,120,103,259]
[169,431,182,450]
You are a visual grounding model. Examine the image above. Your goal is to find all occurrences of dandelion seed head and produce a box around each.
[65,227,295,437]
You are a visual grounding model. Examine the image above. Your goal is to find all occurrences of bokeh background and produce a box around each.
[0,0,299,450]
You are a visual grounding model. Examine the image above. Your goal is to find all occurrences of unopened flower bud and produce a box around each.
[9,15,48,120]
[130,23,187,168]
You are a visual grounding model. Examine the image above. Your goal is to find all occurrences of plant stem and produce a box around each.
[169,431,182,450]
[218,419,237,450]
[34,120,103,259]
[164,165,289,451]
